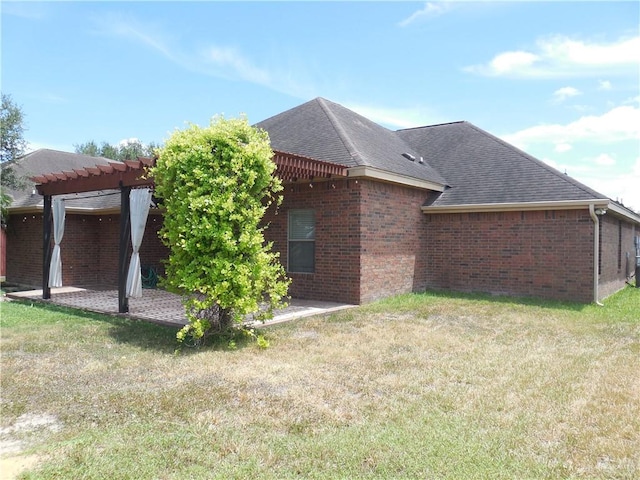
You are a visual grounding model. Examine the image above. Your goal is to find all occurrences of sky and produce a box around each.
[2,1,639,211]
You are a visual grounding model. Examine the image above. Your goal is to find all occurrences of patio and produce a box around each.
[5,287,355,328]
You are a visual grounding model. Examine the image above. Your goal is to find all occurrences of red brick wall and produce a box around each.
[359,180,430,303]
[139,213,168,280]
[7,200,634,305]
[423,209,596,303]
[5,213,44,287]
[263,179,432,304]
[5,212,167,289]
[599,214,637,299]
[263,179,361,304]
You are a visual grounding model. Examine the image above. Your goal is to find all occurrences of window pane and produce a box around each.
[289,241,315,273]
[289,210,315,240]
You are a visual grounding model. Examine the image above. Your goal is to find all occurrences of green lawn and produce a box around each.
[1,287,639,479]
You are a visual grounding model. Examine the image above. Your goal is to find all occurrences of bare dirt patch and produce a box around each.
[0,413,61,479]
[0,454,41,480]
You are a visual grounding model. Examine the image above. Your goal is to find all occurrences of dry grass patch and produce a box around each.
[1,288,638,479]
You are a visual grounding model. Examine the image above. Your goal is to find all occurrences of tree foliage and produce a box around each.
[0,189,11,227]
[152,116,290,343]
[1,93,27,164]
[1,93,28,191]
[74,139,159,161]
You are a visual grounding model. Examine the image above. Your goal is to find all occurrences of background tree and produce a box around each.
[152,116,290,343]
[74,139,159,161]
[0,93,28,189]
[0,190,11,227]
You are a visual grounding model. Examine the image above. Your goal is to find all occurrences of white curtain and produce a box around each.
[48,197,65,287]
[126,188,153,298]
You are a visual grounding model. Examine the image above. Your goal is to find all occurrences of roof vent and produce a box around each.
[418,156,424,164]
[402,153,416,161]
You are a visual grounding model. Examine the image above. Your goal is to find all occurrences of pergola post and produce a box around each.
[42,195,52,299]
[118,185,131,313]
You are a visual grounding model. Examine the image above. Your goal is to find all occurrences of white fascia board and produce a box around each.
[606,202,640,224]
[422,199,611,214]
[423,199,640,224]
[347,166,445,192]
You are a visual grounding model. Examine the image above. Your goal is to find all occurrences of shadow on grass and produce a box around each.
[7,299,262,355]
[7,299,180,353]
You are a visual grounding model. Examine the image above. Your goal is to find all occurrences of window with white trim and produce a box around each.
[288,209,315,273]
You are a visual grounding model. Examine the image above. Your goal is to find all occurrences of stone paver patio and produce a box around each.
[6,287,355,328]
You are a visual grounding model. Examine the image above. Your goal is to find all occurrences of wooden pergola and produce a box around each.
[34,151,348,313]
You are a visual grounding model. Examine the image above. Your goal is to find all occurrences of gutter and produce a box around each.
[422,199,640,225]
[422,199,610,213]
[589,203,605,306]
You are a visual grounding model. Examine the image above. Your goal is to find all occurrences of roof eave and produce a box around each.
[422,199,640,224]
[422,199,611,214]
[348,166,446,192]
[606,202,640,224]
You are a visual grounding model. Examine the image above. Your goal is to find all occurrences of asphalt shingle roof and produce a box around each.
[7,101,613,212]
[396,121,607,206]
[257,97,447,186]
[258,98,610,206]
[4,149,120,210]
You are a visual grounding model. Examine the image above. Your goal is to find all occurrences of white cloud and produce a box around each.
[200,46,272,86]
[118,138,141,147]
[553,86,581,102]
[504,105,640,212]
[25,92,68,104]
[398,2,453,27]
[96,14,177,62]
[598,80,612,91]
[578,157,640,212]
[554,143,572,153]
[93,15,316,99]
[345,103,443,130]
[540,155,640,212]
[2,2,49,20]
[502,105,640,150]
[487,51,539,75]
[594,153,616,166]
[466,34,640,78]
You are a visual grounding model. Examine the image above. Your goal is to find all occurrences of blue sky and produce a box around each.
[2,1,639,210]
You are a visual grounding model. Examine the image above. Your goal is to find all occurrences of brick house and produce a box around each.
[3,98,639,304]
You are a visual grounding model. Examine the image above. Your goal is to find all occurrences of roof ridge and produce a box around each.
[465,122,609,200]
[316,98,364,165]
[397,120,467,132]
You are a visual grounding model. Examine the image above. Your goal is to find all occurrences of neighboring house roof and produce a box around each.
[396,121,607,206]
[4,149,120,212]
[256,97,448,187]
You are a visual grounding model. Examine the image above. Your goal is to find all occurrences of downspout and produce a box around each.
[589,204,604,306]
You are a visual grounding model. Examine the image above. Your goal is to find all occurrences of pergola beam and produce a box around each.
[34,152,348,197]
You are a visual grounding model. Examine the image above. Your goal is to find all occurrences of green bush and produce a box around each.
[152,116,290,343]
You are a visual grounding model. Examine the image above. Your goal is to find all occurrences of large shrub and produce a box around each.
[152,117,290,342]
